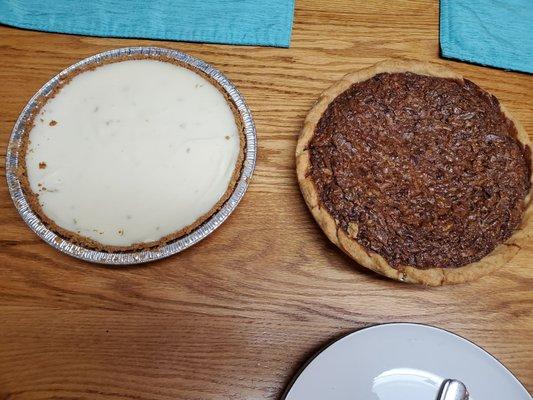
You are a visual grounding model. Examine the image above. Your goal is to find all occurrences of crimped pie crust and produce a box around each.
[296,59,532,285]
[18,53,246,252]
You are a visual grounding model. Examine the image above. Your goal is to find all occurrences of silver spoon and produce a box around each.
[436,379,469,400]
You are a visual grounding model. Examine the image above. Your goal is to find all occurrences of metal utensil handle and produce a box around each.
[436,379,469,400]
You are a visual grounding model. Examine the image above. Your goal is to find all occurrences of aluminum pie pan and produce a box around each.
[5,46,257,265]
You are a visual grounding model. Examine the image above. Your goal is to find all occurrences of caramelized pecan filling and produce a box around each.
[309,72,530,269]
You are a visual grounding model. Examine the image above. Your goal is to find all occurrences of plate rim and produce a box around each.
[5,46,257,265]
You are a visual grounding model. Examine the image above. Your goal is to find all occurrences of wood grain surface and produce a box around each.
[0,0,532,398]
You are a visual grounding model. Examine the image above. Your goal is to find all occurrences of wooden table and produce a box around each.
[1,0,532,398]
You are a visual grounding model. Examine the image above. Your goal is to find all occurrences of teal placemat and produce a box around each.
[440,0,533,73]
[0,0,295,47]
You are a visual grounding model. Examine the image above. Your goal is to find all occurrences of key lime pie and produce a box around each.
[19,55,244,251]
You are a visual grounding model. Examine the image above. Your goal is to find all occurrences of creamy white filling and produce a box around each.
[26,59,240,247]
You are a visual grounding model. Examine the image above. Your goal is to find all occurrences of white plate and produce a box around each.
[283,323,531,400]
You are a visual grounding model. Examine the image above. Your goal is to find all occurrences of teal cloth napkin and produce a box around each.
[440,0,533,73]
[0,0,295,47]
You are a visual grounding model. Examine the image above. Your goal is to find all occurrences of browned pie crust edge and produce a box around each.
[17,53,246,253]
[296,59,532,286]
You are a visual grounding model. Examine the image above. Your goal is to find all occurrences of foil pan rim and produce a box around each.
[5,46,257,265]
